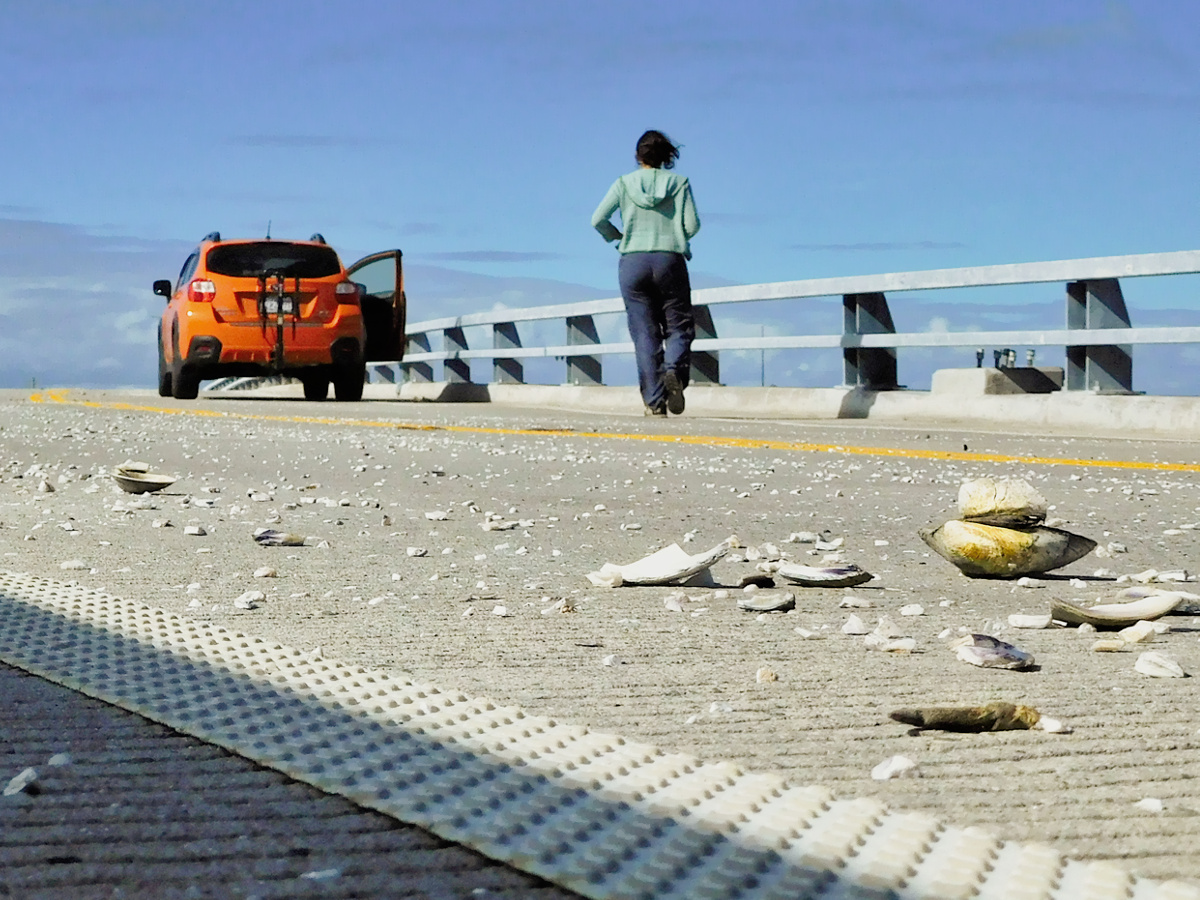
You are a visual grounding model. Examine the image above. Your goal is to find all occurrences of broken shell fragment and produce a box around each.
[755,667,778,683]
[1091,639,1129,653]
[1117,621,1161,644]
[842,614,870,635]
[871,755,919,781]
[889,701,1041,732]
[919,521,1095,578]
[1135,651,1186,678]
[112,468,177,494]
[1050,593,1183,629]
[254,529,306,547]
[958,477,1048,527]
[588,537,738,587]
[864,634,916,653]
[951,633,1035,669]
[2,767,39,797]
[737,573,776,589]
[737,592,796,613]
[1008,614,1052,629]
[777,563,873,588]
[233,590,264,610]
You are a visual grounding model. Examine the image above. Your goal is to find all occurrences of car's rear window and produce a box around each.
[206,243,342,278]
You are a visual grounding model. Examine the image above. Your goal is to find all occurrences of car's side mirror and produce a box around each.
[153,280,172,298]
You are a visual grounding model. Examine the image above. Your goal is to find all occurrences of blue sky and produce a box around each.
[2,1,1199,388]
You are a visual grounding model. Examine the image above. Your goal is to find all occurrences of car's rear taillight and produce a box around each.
[336,281,360,304]
[188,279,217,303]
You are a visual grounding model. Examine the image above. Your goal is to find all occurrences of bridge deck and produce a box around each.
[2,389,1198,896]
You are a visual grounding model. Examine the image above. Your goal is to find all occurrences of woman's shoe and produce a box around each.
[663,371,685,415]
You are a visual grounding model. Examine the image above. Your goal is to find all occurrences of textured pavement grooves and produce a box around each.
[0,574,1197,898]
[0,665,580,899]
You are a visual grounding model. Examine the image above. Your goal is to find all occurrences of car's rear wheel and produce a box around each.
[172,362,200,400]
[301,373,329,401]
[332,362,365,402]
[157,330,173,397]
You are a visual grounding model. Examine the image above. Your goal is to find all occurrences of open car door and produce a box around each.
[346,250,406,362]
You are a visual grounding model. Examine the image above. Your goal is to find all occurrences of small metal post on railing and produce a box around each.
[565,315,602,386]
[403,333,433,383]
[691,305,720,384]
[843,292,898,389]
[444,326,470,383]
[493,322,524,384]
[1066,278,1133,392]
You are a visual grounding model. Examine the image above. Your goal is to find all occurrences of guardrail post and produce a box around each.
[842,292,898,389]
[493,322,524,384]
[402,333,433,383]
[565,315,602,385]
[444,327,471,383]
[1066,278,1133,392]
[690,304,719,384]
[371,364,397,384]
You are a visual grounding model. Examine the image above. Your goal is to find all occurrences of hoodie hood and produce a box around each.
[620,168,686,209]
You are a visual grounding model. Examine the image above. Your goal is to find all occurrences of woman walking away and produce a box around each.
[592,130,700,416]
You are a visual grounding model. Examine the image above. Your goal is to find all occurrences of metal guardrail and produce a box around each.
[354,250,1200,393]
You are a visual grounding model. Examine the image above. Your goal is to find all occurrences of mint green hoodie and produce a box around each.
[591,168,700,259]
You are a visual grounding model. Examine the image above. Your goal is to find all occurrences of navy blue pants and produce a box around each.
[618,251,693,409]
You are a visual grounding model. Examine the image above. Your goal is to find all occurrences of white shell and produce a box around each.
[871,755,919,781]
[777,563,873,587]
[597,537,738,587]
[1008,614,1052,629]
[842,614,870,635]
[1117,621,1160,644]
[952,634,1035,669]
[958,477,1048,525]
[1135,651,1186,678]
[864,634,916,653]
[1091,639,1129,653]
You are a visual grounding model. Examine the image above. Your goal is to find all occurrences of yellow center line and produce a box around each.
[28,389,1200,473]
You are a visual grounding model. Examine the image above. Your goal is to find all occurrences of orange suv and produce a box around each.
[155,233,405,401]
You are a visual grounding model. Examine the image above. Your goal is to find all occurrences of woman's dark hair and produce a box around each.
[635,130,680,169]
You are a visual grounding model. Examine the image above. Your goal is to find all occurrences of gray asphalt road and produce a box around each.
[3,388,1199,885]
[0,661,582,899]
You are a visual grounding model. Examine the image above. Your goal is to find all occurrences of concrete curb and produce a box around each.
[378,382,1200,439]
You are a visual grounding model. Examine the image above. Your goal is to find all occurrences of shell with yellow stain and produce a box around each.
[918,520,1096,578]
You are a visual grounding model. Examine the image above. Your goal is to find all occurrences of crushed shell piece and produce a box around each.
[755,667,778,683]
[777,563,873,588]
[865,634,916,653]
[1052,593,1183,629]
[1117,621,1160,644]
[2,767,38,796]
[590,536,739,587]
[842,614,870,635]
[1009,614,1052,629]
[958,477,1048,527]
[1135,651,1186,678]
[890,702,1041,732]
[871,755,919,781]
[952,634,1035,670]
[1091,639,1129,653]
[254,529,306,547]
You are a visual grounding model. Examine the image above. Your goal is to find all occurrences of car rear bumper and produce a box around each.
[184,324,363,368]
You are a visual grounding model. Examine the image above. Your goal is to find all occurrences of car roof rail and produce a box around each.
[309,232,327,244]
[201,231,221,243]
